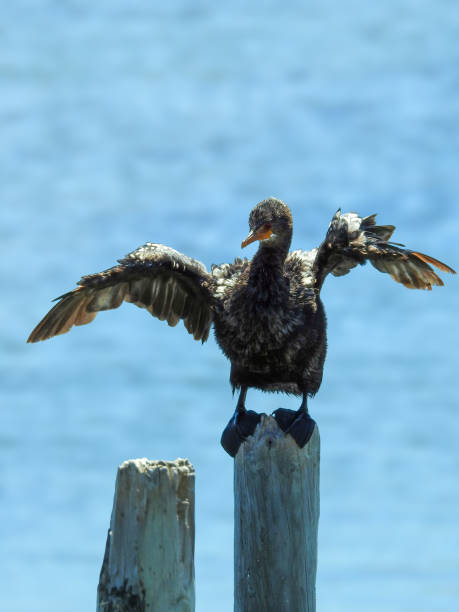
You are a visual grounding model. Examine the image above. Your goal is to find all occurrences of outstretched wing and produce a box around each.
[312,210,455,291]
[28,243,213,343]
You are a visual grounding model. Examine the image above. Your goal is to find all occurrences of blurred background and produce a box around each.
[1,1,458,610]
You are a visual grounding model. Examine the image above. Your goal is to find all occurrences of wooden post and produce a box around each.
[97,458,195,612]
[234,415,320,612]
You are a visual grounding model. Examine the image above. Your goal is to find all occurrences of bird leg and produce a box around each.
[236,385,247,412]
[272,392,316,448]
[220,386,262,457]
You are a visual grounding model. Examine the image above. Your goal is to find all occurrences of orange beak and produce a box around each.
[241,226,273,248]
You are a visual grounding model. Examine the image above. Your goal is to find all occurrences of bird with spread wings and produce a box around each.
[28,198,455,456]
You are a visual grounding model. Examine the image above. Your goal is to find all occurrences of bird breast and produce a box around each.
[214,281,310,364]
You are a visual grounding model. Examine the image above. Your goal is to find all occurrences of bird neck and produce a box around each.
[249,240,290,295]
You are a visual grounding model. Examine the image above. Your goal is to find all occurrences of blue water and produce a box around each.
[2,2,458,610]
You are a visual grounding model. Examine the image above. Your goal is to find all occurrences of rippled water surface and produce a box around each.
[2,2,459,610]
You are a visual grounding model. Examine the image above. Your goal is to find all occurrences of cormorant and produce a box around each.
[28,198,455,456]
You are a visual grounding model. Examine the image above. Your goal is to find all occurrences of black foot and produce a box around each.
[272,408,316,448]
[221,410,262,457]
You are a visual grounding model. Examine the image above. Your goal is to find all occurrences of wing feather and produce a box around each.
[312,210,455,291]
[28,243,213,343]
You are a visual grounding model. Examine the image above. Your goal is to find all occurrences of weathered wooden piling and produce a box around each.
[234,415,320,612]
[97,457,195,612]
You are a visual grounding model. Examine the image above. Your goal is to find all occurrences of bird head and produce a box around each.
[242,197,293,249]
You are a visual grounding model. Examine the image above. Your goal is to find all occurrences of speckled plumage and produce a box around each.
[212,249,325,396]
[28,197,455,406]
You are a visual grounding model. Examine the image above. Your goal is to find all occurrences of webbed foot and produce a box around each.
[272,407,316,448]
[221,409,262,457]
